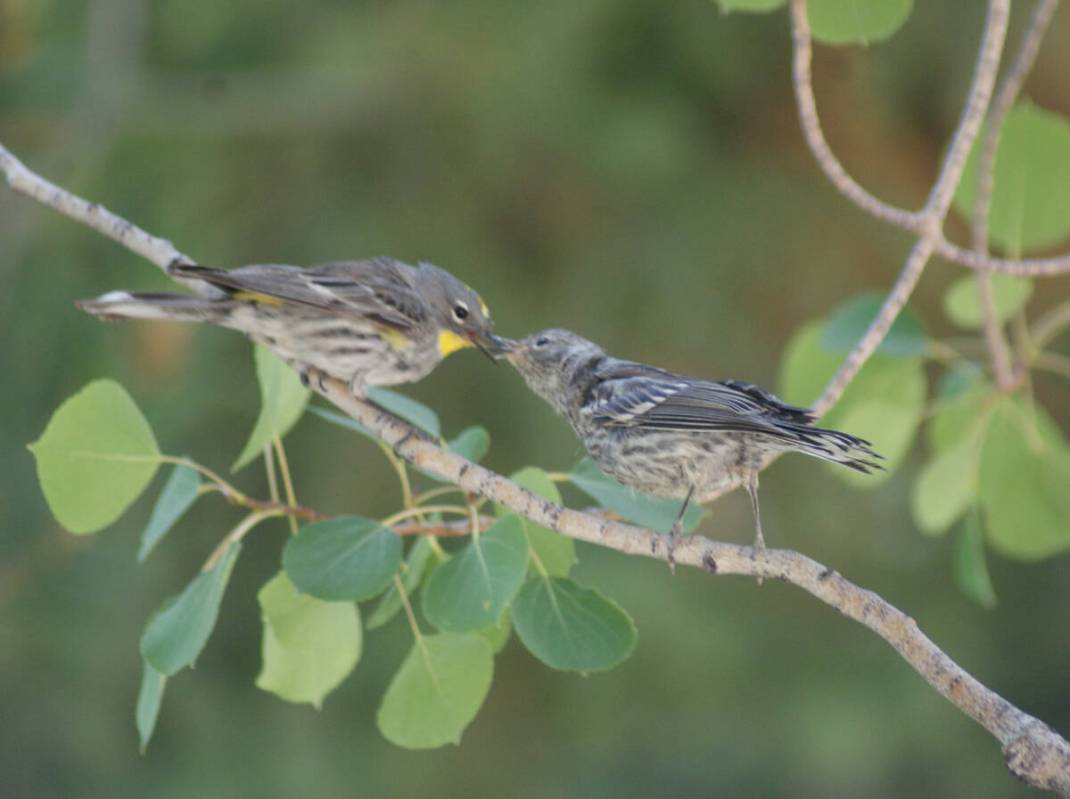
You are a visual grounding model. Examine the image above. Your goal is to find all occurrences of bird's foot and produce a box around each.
[665,519,684,575]
[299,365,328,392]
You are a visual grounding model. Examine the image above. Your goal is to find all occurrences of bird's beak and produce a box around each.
[467,330,510,361]
[486,334,516,360]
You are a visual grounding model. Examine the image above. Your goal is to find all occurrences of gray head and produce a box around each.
[413,262,496,357]
[498,328,606,416]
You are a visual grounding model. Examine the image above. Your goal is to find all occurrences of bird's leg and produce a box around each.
[665,485,695,573]
[745,471,766,550]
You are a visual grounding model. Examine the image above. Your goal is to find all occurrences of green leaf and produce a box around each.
[716,0,785,11]
[136,660,166,753]
[422,516,529,633]
[569,458,704,532]
[141,543,241,675]
[943,275,1033,330]
[780,322,925,485]
[255,572,361,708]
[954,513,997,609]
[377,633,493,749]
[478,612,511,654]
[29,379,160,534]
[366,537,435,631]
[138,464,201,562]
[233,346,310,471]
[936,362,985,404]
[821,294,926,358]
[955,103,1070,253]
[448,426,491,462]
[928,381,994,452]
[500,467,576,577]
[511,576,637,672]
[911,431,981,535]
[283,516,402,601]
[978,400,1070,560]
[807,0,912,46]
[366,387,440,437]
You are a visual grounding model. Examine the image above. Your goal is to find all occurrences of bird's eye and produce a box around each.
[452,302,469,321]
[534,336,550,348]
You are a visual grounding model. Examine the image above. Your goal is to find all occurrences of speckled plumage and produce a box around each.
[502,328,881,548]
[77,258,496,394]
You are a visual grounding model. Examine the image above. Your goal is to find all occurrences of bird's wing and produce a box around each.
[582,361,814,434]
[171,258,422,329]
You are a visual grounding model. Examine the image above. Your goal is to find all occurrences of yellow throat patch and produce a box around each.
[438,330,473,357]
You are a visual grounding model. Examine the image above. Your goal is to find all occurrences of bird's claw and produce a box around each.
[299,365,328,392]
[665,519,684,575]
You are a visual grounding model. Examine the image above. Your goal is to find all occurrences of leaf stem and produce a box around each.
[158,455,248,504]
[393,573,423,645]
[202,509,280,571]
[379,441,414,509]
[263,444,280,504]
[272,434,299,535]
[381,505,470,528]
[412,485,467,505]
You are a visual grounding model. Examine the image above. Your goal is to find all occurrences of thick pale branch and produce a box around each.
[0,143,212,294]
[314,374,1070,796]
[807,0,1010,414]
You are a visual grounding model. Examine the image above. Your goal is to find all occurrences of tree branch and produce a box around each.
[933,240,1070,276]
[971,0,1059,389]
[805,0,1011,415]
[788,1,920,230]
[0,143,214,295]
[789,0,1070,281]
[311,373,1070,796]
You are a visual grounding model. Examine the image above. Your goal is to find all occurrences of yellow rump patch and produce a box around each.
[232,291,284,307]
[438,330,473,357]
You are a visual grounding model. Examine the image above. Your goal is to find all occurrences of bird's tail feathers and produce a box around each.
[76,291,234,323]
[774,422,884,474]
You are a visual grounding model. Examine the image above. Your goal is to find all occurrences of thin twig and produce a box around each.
[807,0,1010,415]
[1031,301,1070,352]
[933,240,1070,276]
[971,0,1058,389]
[1032,351,1070,381]
[788,0,920,230]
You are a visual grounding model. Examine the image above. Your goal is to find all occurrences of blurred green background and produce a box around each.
[3,1,1070,796]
